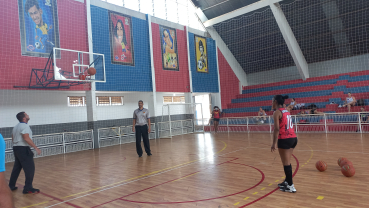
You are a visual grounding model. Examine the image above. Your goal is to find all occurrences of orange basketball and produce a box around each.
[338,157,348,167]
[87,67,96,75]
[315,160,327,172]
[340,160,353,167]
[341,164,355,177]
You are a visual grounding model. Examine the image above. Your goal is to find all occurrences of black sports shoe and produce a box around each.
[147,153,152,156]
[278,181,287,188]
[9,186,18,191]
[280,184,296,193]
[23,188,40,194]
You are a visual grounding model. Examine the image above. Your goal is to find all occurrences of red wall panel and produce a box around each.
[218,48,239,109]
[151,23,190,92]
[0,0,88,90]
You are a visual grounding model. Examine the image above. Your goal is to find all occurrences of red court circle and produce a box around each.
[119,163,265,204]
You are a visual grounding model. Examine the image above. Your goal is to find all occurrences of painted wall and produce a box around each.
[188,33,219,93]
[91,5,152,92]
[0,0,88,91]
[218,49,239,109]
[151,23,190,92]
[0,90,153,128]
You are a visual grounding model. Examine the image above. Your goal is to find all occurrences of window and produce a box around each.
[96,96,124,106]
[68,96,123,106]
[68,96,86,107]
[163,96,185,103]
[97,96,110,106]
[111,96,124,105]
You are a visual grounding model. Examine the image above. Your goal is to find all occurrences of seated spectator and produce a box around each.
[342,92,356,112]
[298,109,306,116]
[310,107,324,115]
[289,98,297,109]
[283,104,294,112]
[257,107,267,121]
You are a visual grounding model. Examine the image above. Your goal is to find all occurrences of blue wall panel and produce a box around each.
[91,6,152,91]
[189,33,219,93]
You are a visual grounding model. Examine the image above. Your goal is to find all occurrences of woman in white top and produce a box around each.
[343,92,356,112]
[289,98,297,109]
[258,107,267,121]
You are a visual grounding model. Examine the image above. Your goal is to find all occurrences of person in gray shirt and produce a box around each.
[8,112,41,194]
[133,100,152,157]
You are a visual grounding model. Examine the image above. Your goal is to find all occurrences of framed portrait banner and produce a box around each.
[159,25,179,71]
[109,11,134,66]
[18,0,60,57]
[195,35,208,73]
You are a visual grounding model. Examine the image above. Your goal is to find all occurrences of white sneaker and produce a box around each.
[280,184,296,193]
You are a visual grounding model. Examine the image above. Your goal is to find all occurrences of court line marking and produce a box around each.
[45,142,267,208]
[115,161,265,206]
[237,140,313,207]
[25,140,228,208]
[238,154,300,208]
[317,196,324,200]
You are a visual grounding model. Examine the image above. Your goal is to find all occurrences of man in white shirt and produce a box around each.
[8,112,41,194]
[132,100,152,157]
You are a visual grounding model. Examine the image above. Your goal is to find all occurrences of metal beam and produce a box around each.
[270,2,309,80]
[195,8,248,90]
[203,0,283,27]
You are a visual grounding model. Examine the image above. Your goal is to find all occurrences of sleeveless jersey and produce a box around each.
[213,110,220,119]
[346,97,353,103]
[278,108,296,139]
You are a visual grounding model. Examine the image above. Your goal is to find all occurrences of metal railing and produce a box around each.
[98,123,156,148]
[4,130,94,163]
[205,112,369,133]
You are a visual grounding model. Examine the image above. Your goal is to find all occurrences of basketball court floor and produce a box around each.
[5,133,369,208]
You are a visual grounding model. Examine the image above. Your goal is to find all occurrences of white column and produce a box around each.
[215,41,222,109]
[270,2,309,80]
[147,14,157,118]
[86,0,98,147]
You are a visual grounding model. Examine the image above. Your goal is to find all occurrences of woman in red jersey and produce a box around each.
[271,95,297,193]
[211,106,222,133]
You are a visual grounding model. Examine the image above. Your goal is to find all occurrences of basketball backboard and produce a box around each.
[53,48,106,82]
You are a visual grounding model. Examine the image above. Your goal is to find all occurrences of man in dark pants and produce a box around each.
[132,100,152,157]
[9,112,41,194]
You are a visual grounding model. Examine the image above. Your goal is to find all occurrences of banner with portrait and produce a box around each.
[18,0,60,57]
[109,11,134,66]
[195,35,208,73]
[159,26,179,71]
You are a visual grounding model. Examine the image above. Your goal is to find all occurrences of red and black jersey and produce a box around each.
[278,108,296,139]
[213,110,220,119]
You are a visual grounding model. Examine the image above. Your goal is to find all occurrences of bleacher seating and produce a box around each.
[223,70,369,117]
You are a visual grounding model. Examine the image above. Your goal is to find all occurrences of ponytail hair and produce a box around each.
[273,95,289,105]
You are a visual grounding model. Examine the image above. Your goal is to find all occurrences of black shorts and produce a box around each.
[213,118,220,122]
[278,137,298,149]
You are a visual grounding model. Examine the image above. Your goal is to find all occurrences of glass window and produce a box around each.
[166,0,178,23]
[107,0,123,6]
[153,0,166,20]
[111,97,124,105]
[140,0,153,15]
[97,96,110,106]
[68,96,85,107]
[125,0,139,11]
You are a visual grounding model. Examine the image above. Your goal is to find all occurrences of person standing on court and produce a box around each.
[0,133,14,207]
[9,112,41,194]
[132,100,152,157]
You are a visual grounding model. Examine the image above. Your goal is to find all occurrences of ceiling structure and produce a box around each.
[191,0,369,74]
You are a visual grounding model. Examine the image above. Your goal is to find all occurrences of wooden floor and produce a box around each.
[5,133,369,208]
